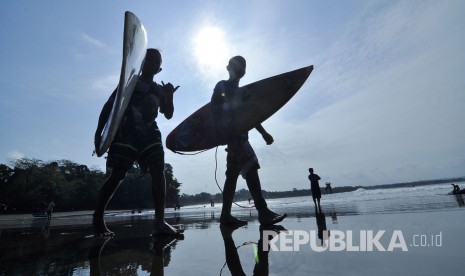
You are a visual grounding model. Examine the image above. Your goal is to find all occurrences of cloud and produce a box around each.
[7,151,24,162]
[81,32,107,49]
[289,1,462,120]
[237,1,465,190]
[91,74,119,94]
[160,1,465,194]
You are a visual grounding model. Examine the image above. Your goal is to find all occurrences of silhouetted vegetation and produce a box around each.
[0,158,181,214]
[1,157,462,212]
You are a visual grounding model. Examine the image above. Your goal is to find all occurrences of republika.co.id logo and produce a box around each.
[263,230,442,252]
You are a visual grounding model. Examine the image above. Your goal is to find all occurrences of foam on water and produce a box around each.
[248,182,464,216]
[92,182,463,219]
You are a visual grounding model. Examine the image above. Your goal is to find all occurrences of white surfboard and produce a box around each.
[96,11,147,157]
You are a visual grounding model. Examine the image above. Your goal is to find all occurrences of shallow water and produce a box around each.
[1,183,464,275]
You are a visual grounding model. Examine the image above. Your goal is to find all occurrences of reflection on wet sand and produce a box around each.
[315,206,330,247]
[220,224,286,276]
[1,187,464,275]
[41,218,51,240]
[0,217,185,275]
[88,236,112,275]
[329,207,338,224]
[88,235,182,276]
[454,194,464,207]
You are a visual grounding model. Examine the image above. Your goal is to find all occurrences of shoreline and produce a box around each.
[1,184,464,275]
[1,207,463,276]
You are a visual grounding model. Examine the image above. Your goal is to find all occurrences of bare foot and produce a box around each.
[258,209,287,225]
[152,221,184,236]
[93,214,114,238]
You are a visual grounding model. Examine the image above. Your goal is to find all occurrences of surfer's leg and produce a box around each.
[244,169,287,225]
[93,167,127,236]
[220,141,248,225]
[148,162,184,236]
[244,168,267,211]
[220,168,247,225]
[149,163,166,221]
[136,129,183,236]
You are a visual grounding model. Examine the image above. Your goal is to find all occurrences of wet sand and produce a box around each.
[1,194,464,275]
[0,210,127,230]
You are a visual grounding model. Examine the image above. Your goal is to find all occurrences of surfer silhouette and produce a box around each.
[211,56,286,226]
[451,183,461,195]
[93,48,182,237]
[309,168,322,207]
[46,200,55,220]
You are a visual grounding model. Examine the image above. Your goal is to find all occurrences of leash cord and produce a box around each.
[214,146,255,209]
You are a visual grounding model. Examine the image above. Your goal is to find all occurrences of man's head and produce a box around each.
[309,168,314,173]
[142,48,162,76]
[227,56,246,80]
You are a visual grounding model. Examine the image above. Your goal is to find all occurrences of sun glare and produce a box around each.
[193,26,232,77]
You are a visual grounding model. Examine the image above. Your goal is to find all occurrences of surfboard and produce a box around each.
[166,65,313,152]
[95,11,148,157]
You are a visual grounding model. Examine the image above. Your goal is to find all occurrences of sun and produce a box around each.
[192,25,232,77]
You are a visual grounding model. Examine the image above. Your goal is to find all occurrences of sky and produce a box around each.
[0,0,464,195]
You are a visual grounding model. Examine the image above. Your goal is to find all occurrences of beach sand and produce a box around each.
[1,192,464,275]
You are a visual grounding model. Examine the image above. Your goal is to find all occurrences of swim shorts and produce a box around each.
[107,127,164,171]
[226,136,260,178]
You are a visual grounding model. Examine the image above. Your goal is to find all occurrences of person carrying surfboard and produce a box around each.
[93,48,182,237]
[211,56,287,226]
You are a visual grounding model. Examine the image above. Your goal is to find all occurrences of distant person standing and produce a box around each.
[308,168,321,206]
[325,182,332,194]
[47,201,55,219]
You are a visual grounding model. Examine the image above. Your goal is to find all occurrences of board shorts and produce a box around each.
[311,185,321,199]
[107,126,164,172]
[226,136,260,178]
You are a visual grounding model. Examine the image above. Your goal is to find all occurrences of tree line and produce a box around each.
[178,178,465,206]
[0,158,181,214]
[2,157,462,214]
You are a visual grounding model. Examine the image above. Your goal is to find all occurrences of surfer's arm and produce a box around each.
[211,84,226,126]
[159,94,173,120]
[211,85,223,113]
[95,90,116,139]
[255,124,274,145]
[160,82,179,120]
